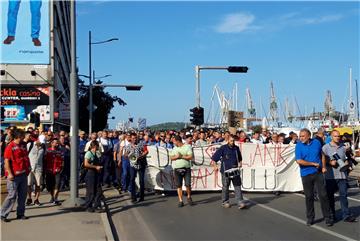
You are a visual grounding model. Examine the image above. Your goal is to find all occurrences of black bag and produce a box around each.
[175,168,187,176]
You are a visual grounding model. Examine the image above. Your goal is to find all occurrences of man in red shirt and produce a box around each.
[44,138,64,205]
[1,129,30,222]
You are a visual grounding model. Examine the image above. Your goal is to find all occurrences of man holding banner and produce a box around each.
[211,135,246,209]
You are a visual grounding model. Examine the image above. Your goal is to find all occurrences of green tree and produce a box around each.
[78,79,126,132]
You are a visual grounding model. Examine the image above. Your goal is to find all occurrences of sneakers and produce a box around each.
[86,207,95,213]
[187,197,194,206]
[306,219,314,226]
[178,201,184,208]
[325,219,334,227]
[26,198,32,206]
[1,216,10,223]
[222,202,231,208]
[16,215,29,220]
[94,207,104,213]
[238,202,247,209]
[53,200,61,205]
[344,216,358,222]
[34,199,41,206]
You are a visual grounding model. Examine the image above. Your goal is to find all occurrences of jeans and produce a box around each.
[129,165,146,201]
[7,0,42,38]
[221,174,244,205]
[1,173,27,218]
[121,158,131,192]
[325,179,350,219]
[301,172,332,221]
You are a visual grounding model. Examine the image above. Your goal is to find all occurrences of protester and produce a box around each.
[170,135,194,207]
[295,128,333,226]
[1,129,30,222]
[211,135,246,209]
[123,133,148,203]
[44,138,64,205]
[322,130,358,222]
[98,130,114,187]
[26,138,45,206]
[83,140,104,212]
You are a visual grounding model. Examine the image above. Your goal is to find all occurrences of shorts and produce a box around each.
[27,170,42,186]
[45,172,61,192]
[174,168,191,188]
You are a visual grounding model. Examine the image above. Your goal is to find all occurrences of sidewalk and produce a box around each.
[0,178,111,241]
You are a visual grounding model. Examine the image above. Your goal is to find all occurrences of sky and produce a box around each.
[75,1,360,128]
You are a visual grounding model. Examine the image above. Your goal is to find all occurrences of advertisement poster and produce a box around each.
[0,0,50,64]
[0,85,51,121]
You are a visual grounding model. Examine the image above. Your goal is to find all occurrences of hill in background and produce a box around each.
[148,122,187,131]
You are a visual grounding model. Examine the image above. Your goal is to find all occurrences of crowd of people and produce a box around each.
[0,125,358,226]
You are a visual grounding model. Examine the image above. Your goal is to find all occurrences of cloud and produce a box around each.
[214,11,345,34]
[214,13,262,33]
[300,14,344,25]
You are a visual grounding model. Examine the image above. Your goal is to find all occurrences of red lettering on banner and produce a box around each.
[264,145,276,166]
[214,169,222,188]
[252,144,264,166]
[192,169,206,189]
[277,145,290,166]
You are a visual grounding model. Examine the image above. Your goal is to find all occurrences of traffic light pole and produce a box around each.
[195,66,229,108]
[194,65,248,127]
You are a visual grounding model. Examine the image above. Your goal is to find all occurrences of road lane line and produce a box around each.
[246,198,357,241]
[294,193,360,203]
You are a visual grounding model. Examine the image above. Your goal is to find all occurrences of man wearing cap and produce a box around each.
[322,130,357,223]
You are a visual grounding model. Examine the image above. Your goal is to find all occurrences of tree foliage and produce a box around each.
[78,79,126,132]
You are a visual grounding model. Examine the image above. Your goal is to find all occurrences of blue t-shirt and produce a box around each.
[295,138,322,177]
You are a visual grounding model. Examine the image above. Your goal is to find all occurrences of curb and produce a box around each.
[101,211,115,241]
[102,190,119,241]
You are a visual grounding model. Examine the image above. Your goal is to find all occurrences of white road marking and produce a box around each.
[246,197,357,241]
[294,192,360,203]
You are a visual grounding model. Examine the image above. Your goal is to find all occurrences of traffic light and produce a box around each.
[227,66,248,73]
[190,106,204,126]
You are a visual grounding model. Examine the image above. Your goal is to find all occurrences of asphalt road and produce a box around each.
[107,189,360,241]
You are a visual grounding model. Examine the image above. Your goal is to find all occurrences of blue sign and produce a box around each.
[0,0,50,64]
[3,105,27,121]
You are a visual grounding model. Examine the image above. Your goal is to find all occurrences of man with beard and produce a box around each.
[211,135,246,209]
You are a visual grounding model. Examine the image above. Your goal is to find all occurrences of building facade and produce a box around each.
[0,0,71,131]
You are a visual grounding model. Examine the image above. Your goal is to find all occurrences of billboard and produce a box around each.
[0,0,50,64]
[0,85,51,122]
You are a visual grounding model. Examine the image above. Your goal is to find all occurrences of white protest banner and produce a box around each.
[145,143,303,192]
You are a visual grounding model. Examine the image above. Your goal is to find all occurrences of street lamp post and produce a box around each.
[88,31,118,134]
